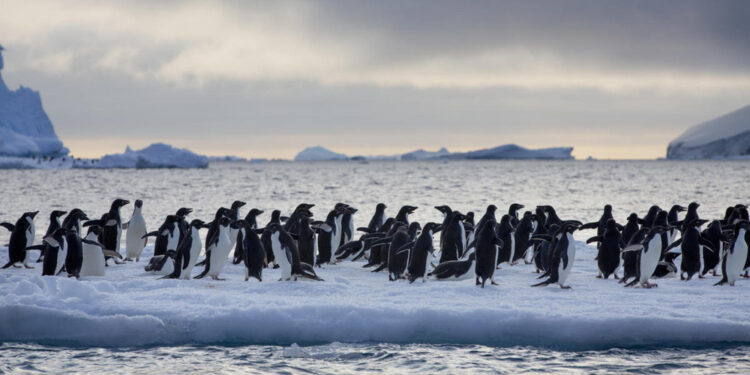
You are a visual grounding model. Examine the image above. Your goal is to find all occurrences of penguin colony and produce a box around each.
[2,200,749,288]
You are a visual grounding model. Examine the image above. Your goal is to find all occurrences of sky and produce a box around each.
[1,0,749,159]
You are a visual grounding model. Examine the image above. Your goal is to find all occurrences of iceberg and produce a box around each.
[0,45,68,157]
[95,143,209,169]
[442,144,574,160]
[400,147,451,160]
[294,146,349,161]
[667,105,750,159]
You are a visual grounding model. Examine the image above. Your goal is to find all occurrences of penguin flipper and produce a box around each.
[586,236,602,244]
[142,231,159,239]
[531,279,552,287]
[579,222,599,230]
[299,262,324,281]
[0,222,14,231]
[357,227,375,233]
[699,238,717,252]
[193,251,211,279]
[371,263,388,272]
[25,245,46,251]
[665,238,683,252]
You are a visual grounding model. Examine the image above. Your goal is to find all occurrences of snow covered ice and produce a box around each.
[95,143,209,169]
[667,105,750,159]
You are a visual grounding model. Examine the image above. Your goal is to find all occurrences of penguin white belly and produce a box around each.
[166,230,179,252]
[55,242,68,275]
[727,235,748,285]
[459,221,466,251]
[207,234,231,277]
[125,214,147,259]
[557,234,576,286]
[509,234,516,264]
[639,237,662,284]
[333,217,343,251]
[155,259,174,276]
[313,235,319,263]
[182,234,203,279]
[23,221,35,266]
[228,227,239,250]
[524,235,534,264]
[80,241,106,277]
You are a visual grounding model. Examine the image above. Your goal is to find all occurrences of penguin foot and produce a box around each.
[511,261,518,266]
[475,278,480,286]
[613,273,619,279]
[491,280,499,286]
[596,274,602,279]
[559,285,571,289]
[24,265,35,269]
[244,277,249,281]
[496,266,502,270]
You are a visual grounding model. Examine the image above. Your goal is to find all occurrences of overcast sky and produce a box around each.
[1,0,749,159]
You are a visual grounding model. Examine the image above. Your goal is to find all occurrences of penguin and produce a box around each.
[196,207,232,267]
[464,211,476,250]
[162,219,206,280]
[31,228,67,276]
[171,207,193,244]
[622,226,667,288]
[533,224,558,274]
[62,209,88,236]
[79,226,118,277]
[64,226,85,278]
[715,221,749,286]
[261,210,282,268]
[580,204,614,249]
[540,205,562,227]
[362,203,387,233]
[265,223,322,281]
[621,213,641,246]
[400,222,440,283]
[428,252,476,280]
[532,223,579,289]
[362,218,395,268]
[35,210,66,263]
[100,198,130,261]
[440,211,467,263]
[495,215,516,267]
[387,225,412,281]
[0,211,38,269]
[296,215,317,266]
[316,209,339,266]
[682,202,700,227]
[641,205,661,228]
[339,206,357,248]
[148,212,183,257]
[371,221,407,272]
[619,227,648,285]
[232,208,263,264]
[283,203,315,235]
[513,211,535,264]
[666,205,686,243]
[145,249,176,276]
[652,252,680,279]
[195,217,233,280]
[701,220,727,277]
[666,219,713,281]
[586,219,622,279]
[474,205,498,236]
[124,199,148,261]
[394,205,417,225]
[507,203,524,226]
[474,219,502,287]
[237,220,266,282]
[228,200,246,249]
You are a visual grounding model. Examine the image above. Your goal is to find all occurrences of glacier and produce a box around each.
[667,105,750,159]
[95,143,209,169]
[0,45,68,157]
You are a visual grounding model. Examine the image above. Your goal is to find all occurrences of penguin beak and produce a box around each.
[30,211,39,218]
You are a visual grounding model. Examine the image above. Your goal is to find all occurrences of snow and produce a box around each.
[95,143,209,169]
[294,146,349,161]
[1,241,748,349]
[0,46,68,157]
[667,105,750,159]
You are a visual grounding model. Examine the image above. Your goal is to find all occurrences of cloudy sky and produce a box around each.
[1,0,749,159]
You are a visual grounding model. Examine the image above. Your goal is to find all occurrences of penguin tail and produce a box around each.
[624,279,639,288]
[371,263,387,272]
[299,263,324,281]
[531,279,552,287]
[714,277,728,286]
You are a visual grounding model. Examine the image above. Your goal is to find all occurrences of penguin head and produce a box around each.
[627,213,639,223]
[271,210,281,221]
[499,215,511,226]
[509,203,524,213]
[190,219,207,229]
[376,203,387,211]
[486,205,498,214]
[606,218,618,230]
[434,205,451,214]
[297,203,316,212]
[266,222,282,233]
[423,222,441,234]
[688,202,700,211]
[24,211,39,219]
[403,205,418,214]
[344,206,358,215]
[134,199,143,208]
[219,216,232,228]
[50,210,67,219]
[246,208,264,218]
[113,198,130,208]
[176,207,193,217]
[67,209,88,221]
[86,225,102,236]
[465,212,474,221]
[673,205,687,212]
[408,222,421,237]
[231,200,246,210]
[604,204,612,213]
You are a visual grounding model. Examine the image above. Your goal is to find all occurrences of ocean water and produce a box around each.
[1,160,749,373]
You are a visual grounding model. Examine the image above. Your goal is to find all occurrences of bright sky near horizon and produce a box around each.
[1,0,749,159]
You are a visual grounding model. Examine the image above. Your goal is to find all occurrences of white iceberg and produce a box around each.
[0,45,68,157]
[444,144,574,160]
[400,147,451,160]
[95,143,209,169]
[294,146,349,161]
[667,105,750,159]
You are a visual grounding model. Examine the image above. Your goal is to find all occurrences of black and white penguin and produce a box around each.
[143,215,181,276]
[495,215,516,267]
[586,219,622,279]
[232,208,263,264]
[145,249,176,276]
[435,205,453,246]
[701,220,728,277]
[715,221,749,286]
[63,226,84,278]
[464,211,476,250]
[621,213,641,246]
[513,211,536,264]
[620,227,648,285]
[682,202,700,227]
[641,205,661,228]
[623,226,667,288]
[440,211,468,263]
[261,210,282,267]
[532,223,579,289]
[364,203,387,233]
[666,219,713,280]
[429,251,476,280]
[580,204,614,249]
[296,215,318,266]
[475,219,502,287]
[361,218,395,268]
[36,210,66,263]
[474,205,498,236]
[283,203,315,235]
[62,209,88,236]
[316,209,339,266]
[195,216,234,280]
[235,220,266,282]
[32,228,67,276]
[339,206,357,248]
[1,211,38,269]
[394,205,417,225]
[402,222,440,283]
[507,203,524,226]
[173,207,193,243]
[265,223,323,281]
[79,226,117,277]
[228,200,246,249]
[163,219,206,280]
[100,198,130,262]
[124,200,148,261]
[195,207,231,267]
[387,225,412,281]
[666,204,686,243]
[652,252,680,279]
[371,221,407,272]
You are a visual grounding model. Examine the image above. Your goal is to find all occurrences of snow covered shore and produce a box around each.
[1,241,748,349]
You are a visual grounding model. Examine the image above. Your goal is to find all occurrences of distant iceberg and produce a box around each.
[95,143,209,169]
[0,45,68,157]
[401,147,451,160]
[294,146,349,161]
[208,155,247,162]
[667,105,750,159]
[443,144,574,160]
